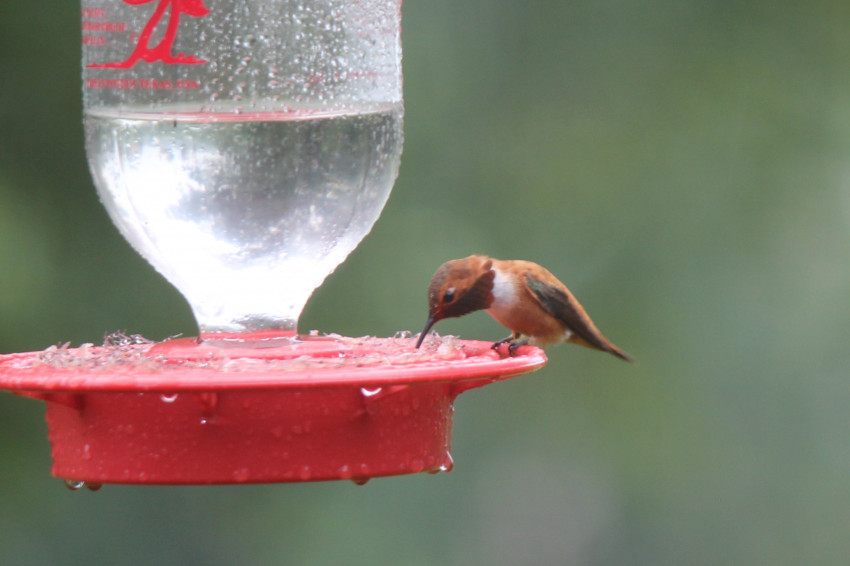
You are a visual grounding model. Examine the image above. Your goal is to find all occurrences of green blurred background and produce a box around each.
[3,1,850,564]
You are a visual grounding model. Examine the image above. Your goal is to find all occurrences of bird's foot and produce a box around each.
[491,336,528,357]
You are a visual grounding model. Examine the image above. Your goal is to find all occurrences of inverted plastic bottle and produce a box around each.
[82,0,403,341]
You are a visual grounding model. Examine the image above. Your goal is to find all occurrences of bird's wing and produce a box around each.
[523,274,614,353]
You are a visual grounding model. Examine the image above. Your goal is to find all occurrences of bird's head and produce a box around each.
[415,255,496,348]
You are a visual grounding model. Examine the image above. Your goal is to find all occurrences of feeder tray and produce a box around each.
[0,334,546,486]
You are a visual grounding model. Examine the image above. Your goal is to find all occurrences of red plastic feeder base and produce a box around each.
[0,335,546,485]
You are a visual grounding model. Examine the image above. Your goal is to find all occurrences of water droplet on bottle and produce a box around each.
[160,393,178,403]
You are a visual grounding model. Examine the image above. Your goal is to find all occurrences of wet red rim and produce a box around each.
[0,336,546,392]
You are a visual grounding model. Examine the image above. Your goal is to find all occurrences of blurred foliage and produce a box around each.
[3,1,850,565]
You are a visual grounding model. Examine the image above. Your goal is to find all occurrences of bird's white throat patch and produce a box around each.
[489,268,516,308]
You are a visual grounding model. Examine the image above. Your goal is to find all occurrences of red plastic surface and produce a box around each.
[0,335,546,485]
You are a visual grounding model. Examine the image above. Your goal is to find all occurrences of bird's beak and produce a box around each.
[415,315,437,349]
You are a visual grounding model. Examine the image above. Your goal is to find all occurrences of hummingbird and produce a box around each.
[415,255,632,361]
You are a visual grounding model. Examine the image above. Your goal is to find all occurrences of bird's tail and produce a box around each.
[569,333,634,363]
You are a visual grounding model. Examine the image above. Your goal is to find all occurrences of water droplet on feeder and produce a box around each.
[351,477,370,486]
[86,482,103,492]
[440,451,454,473]
[360,387,382,398]
[196,392,218,424]
[160,393,178,403]
[64,479,85,491]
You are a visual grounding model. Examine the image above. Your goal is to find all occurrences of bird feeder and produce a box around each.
[0,334,545,486]
[0,0,547,487]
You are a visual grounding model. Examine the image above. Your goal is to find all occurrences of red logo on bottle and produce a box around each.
[87,0,210,69]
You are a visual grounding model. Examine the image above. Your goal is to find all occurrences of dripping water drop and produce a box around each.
[64,479,85,491]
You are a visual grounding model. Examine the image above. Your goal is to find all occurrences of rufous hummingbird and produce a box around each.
[415,255,632,361]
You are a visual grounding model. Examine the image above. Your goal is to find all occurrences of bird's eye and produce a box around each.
[443,288,456,303]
